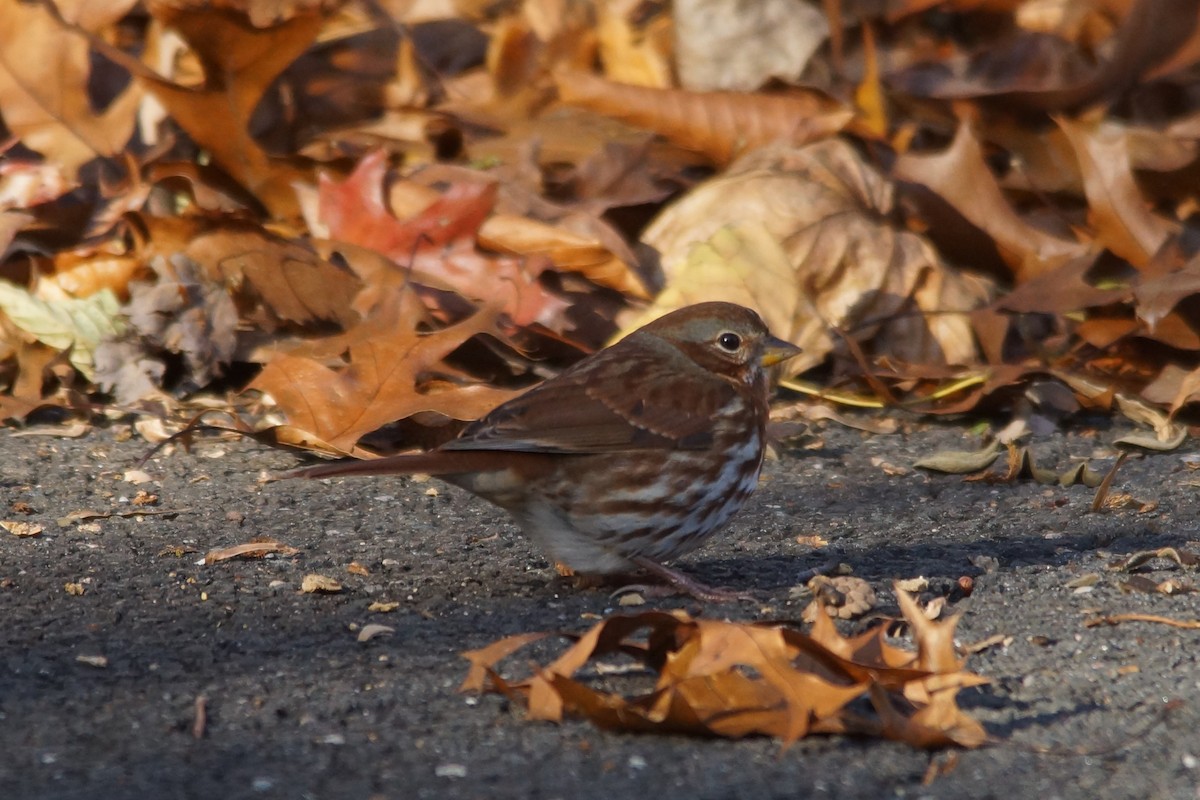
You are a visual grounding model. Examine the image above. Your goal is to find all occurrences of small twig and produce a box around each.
[1084,613,1200,630]
[192,695,208,740]
[831,322,900,406]
[793,557,841,585]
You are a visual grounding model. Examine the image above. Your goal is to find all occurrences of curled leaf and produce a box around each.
[914,442,1001,474]
[460,597,988,748]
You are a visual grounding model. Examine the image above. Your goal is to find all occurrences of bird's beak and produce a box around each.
[760,335,802,367]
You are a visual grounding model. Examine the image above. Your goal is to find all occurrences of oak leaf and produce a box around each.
[251,293,520,452]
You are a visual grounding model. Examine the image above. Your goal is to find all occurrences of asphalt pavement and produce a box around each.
[1,417,1198,799]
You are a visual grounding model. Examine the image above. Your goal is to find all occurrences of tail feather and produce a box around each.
[289,450,522,480]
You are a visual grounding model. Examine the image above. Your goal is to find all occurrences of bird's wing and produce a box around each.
[442,337,736,454]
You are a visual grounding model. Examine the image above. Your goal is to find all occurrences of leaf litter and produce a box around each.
[461,588,988,749]
[3,0,1200,446]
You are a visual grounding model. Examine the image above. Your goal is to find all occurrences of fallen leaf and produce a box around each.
[635,140,990,375]
[75,654,109,668]
[1065,574,1101,589]
[204,540,299,565]
[673,0,828,91]
[914,442,1002,474]
[123,469,155,485]
[251,292,519,452]
[1,520,43,537]
[357,623,394,642]
[893,122,1084,283]
[1056,116,1178,269]
[556,70,852,165]
[958,634,1011,656]
[301,574,342,593]
[368,601,400,613]
[460,589,988,748]
[0,281,123,379]
[0,0,140,178]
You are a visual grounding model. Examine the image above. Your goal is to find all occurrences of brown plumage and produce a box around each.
[292,302,800,600]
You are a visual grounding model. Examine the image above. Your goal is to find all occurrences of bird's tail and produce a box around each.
[288,450,516,480]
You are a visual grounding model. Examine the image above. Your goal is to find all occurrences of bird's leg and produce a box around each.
[627,556,757,603]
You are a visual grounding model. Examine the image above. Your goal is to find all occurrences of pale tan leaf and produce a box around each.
[301,574,342,593]
[357,624,394,642]
[914,442,1002,473]
[0,281,124,379]
[1,520,43,537]
[673,0,828,91]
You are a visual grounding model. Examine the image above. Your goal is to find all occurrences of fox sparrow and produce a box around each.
[293,302,800,600]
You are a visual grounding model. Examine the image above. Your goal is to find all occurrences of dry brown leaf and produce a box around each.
[204,540,299,564]
[134,215,362,330]
[460,592,988,748]
[123,469,155,485]
[40,254,145,301]
[92,3,324,215]
[0,0,141,178]
[1107,547,1200,571]
[620,221,797,346]
[555,70,852,165]
[318,152,573,327]
[893,122,1084,284]
[1056,116,1178,270]
[478,213,648,299]
[1134,257,1200,332]
[251,292,520,452]
[635,140,991,375]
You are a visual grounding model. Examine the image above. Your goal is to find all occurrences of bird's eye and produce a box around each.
[717,332,742,352]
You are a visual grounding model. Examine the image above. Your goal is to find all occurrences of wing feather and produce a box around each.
[441,334,733,454]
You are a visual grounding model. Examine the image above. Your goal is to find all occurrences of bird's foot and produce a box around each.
[622,556,757,603]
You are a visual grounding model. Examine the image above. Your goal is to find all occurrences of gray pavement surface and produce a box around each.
[1,417,1199,799]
